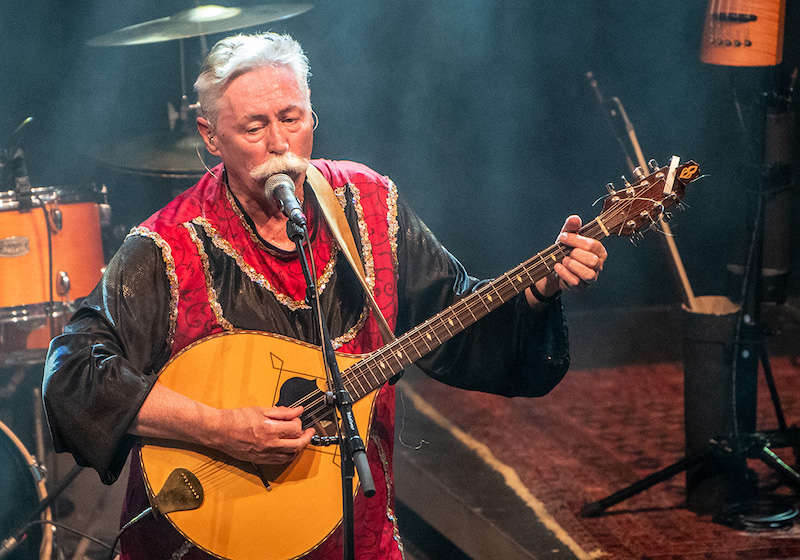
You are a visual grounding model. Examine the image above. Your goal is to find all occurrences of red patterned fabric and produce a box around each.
[120,161,403,559]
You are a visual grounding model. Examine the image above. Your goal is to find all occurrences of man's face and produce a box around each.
[198,64,314,197]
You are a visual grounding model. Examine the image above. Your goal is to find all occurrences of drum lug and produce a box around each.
[56,270,71,297]
[49,207,63,232]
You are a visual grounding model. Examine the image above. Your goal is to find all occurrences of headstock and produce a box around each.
[598,158,700,238]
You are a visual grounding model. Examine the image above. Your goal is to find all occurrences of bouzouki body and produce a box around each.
[139,331,375,560]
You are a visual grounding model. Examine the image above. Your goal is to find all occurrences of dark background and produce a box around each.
[1,0,798,311]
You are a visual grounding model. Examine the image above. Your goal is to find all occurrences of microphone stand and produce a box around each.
[286,219,376,560]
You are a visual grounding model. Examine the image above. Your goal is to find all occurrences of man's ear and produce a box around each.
[197,117,221,156]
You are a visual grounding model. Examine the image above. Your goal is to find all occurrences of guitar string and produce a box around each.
[177,192,667,486]
[299,195,635,400]
[187,218,663,488]
[189,191,654,482]
[183,195,642,480]
[298,191,664,412]
[262,194,648,424]
[305,187,663,410]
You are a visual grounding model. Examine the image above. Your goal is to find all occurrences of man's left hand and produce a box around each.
[526,215,607,306]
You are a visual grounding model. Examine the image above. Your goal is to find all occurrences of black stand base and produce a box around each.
[580,430,800,518]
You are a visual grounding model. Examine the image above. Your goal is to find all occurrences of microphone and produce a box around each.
[264,173,307,228]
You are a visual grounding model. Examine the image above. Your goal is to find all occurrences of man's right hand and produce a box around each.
[130,384,315,465]
[209,406,316,464]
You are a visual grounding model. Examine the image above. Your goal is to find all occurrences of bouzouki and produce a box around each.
[139,159,701,560]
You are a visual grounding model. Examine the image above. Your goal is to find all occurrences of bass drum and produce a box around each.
[0,420,52,559]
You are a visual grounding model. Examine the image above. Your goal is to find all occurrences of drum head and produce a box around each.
[0,185,103,211]
[0,421,48,559]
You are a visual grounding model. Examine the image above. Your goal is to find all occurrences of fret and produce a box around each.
[477,291,492,312]
[417,330,434,353]
[522,266,537,285]
[352,372,366,395]
[376,357,391,380]
[399,345,412,367]
[404,337,424,362]
[490,283,505,304]
[343,378,357,399]
[346,377,362,400]
[538,252,551,272]
[381,346,404,372]
[430,325,443,345]
[502,272,517,293]
[364,360,382,386]
[441,317,455,337]
[496,279,515,301]
[390,346,406,370]
[463,302,478,322]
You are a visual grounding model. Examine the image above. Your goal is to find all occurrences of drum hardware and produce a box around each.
[0,185,105,368]
[47,207,62,233]
[56,271,70,298]
[41,196,57,345]
[32,389,47,482]
[2,117,34,194]
[11,148,32,199]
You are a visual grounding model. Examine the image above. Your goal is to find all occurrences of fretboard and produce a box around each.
[340,217,609,401]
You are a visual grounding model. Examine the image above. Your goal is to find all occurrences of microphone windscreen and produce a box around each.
[264,173,294,196]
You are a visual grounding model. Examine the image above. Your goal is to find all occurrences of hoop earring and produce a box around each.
[311,109,319,131]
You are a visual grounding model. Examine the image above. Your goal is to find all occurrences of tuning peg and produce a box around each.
[605,182,615,194]
[621,175,631,187]
[648,159,660,171]
[633,166,646,180]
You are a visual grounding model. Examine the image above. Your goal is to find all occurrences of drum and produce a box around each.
[0,186,106,366]
[0,420,52,559]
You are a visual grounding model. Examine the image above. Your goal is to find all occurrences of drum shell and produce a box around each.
[0,193,104,308]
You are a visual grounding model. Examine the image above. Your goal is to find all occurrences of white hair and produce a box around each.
[194,32,310,126]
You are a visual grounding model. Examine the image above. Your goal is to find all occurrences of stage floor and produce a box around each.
[396,356,800,559]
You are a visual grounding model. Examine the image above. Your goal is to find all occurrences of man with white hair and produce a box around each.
[43,33,606,559]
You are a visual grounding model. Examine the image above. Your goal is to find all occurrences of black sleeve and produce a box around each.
[42,235,172,483]
[394,198,570,397]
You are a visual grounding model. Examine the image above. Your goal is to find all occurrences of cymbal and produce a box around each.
[87,4,312,47]
[90,132,221,178]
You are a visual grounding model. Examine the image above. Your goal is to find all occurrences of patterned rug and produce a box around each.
[407,356,800,559]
